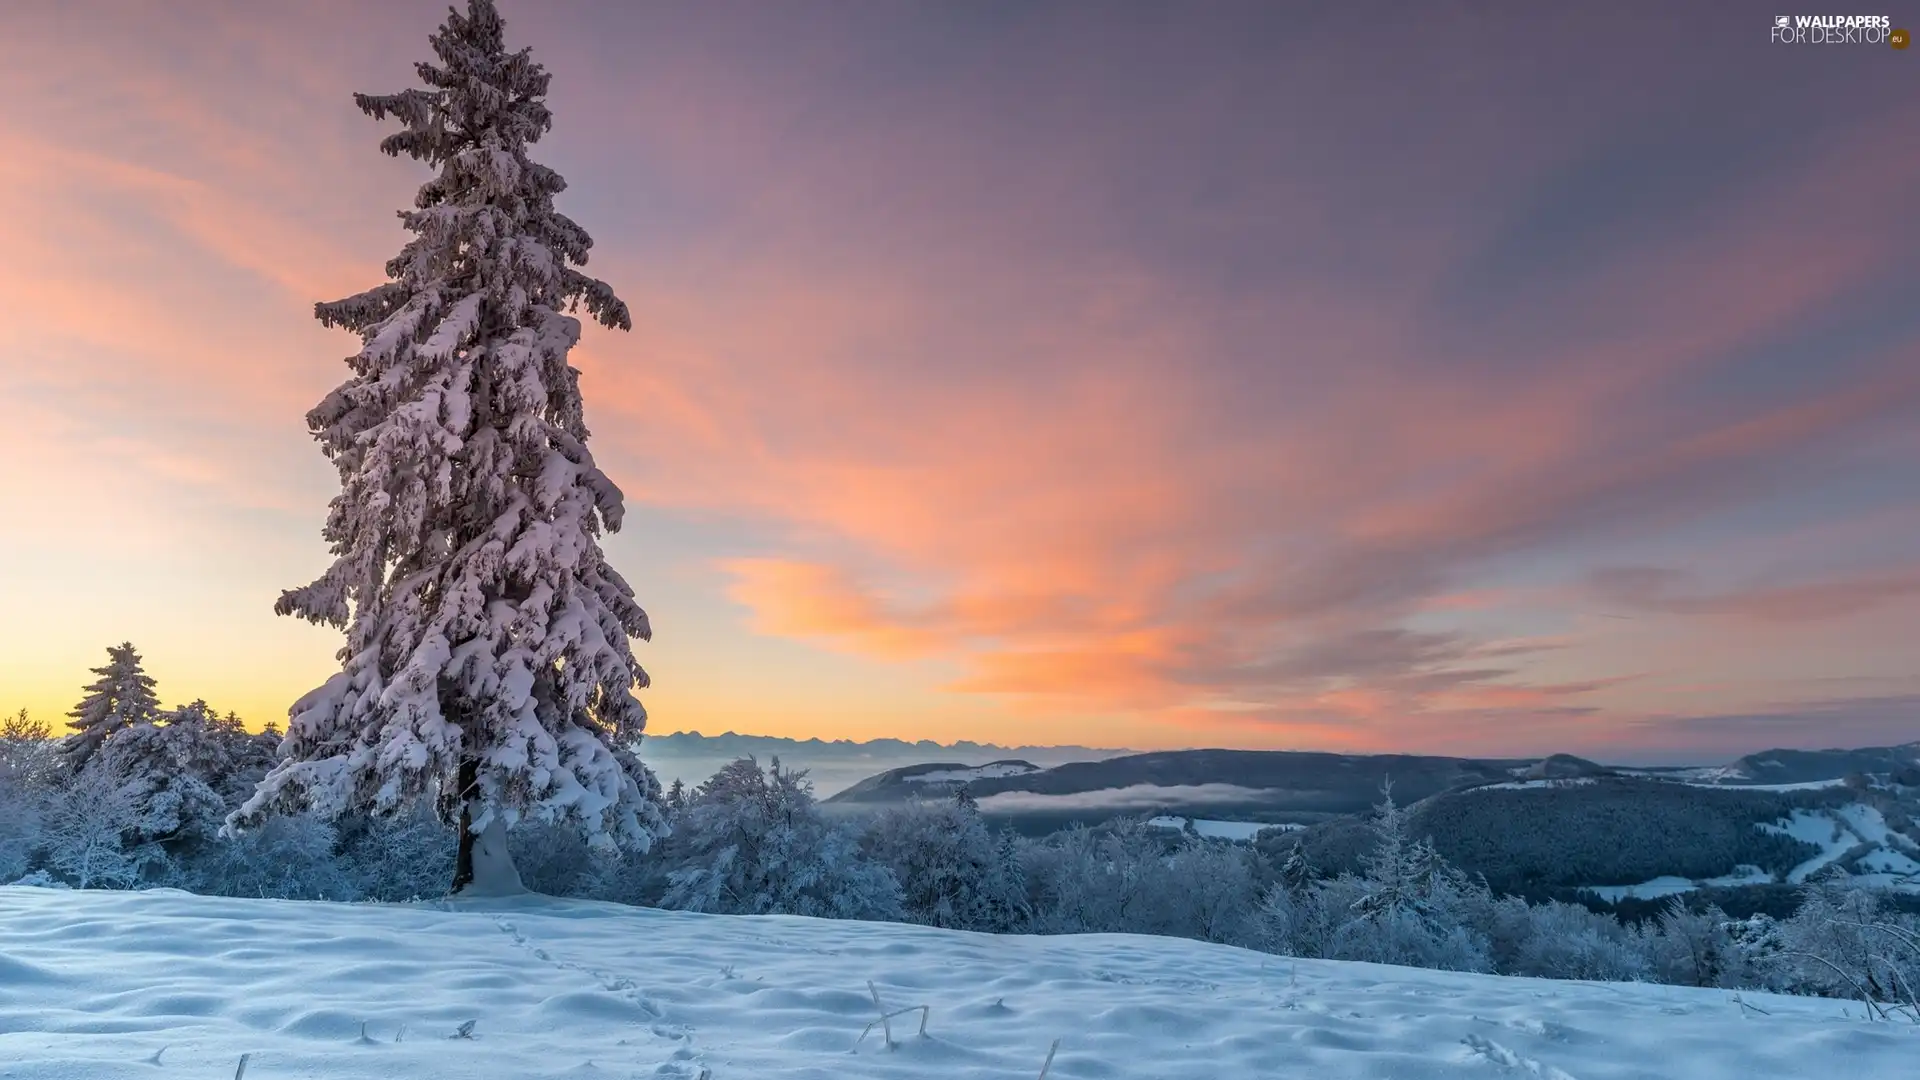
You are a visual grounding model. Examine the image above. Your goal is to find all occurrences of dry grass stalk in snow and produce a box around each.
[857,979,930,1050]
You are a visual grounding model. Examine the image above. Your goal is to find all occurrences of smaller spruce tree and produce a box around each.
[62,643,161,770]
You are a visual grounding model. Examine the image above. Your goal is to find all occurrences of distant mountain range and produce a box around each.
[813,740,1920,907]
[1696,744,1920,786]
[822,748,1571,830]
[817,741,1919,832]
[640,730,1920,808]
[635,731,1135,797]
[639,732,1920,904]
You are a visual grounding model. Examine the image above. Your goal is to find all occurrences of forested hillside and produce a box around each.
[1407,781,1837,893]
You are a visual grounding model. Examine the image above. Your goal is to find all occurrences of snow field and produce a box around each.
[1584,804,1920,899]
[902,764,1040,785]
[1142,816,1297,841]
[1764,805,1913,885]
[3,887,1916,1080]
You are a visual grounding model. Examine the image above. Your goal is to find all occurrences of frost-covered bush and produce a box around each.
[0,712,55,884]
[1634,900,1746,988]
[1316,874,1494,973]
[1769,877,1920,1010]
[509,820,611,899]
[8,870,67,888]
[94,713,231,854]
[185,813,357,902]
[40,765,152,890]
[340,808,457,902]
[1021,819,1260,944]
[1023,822,1163,936]
[1510,900,1649,982]
[862,793,1013,930]
[655,757,901,920]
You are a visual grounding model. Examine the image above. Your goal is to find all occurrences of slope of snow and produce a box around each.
[1764,806,1888,884]
[1704,865,1778,888]
[1143,816,1297,841]
[1680,778,1851,792]
[1857,849,1920,876]
[1580,866,1778,903]
[973,783,1275,814]
[901,763,1040,784]
[4,887,1914,1080]
[1464,778,1600,793]
[1581,876,1698,903]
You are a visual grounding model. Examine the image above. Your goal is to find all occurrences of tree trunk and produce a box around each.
[450,755,479,894]
[448,754,527,897]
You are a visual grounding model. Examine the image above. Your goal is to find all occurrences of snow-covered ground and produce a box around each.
[1584,803,1920,900]
[902,763,1040,785]
[1764,805,1905,885]
[1463,778,1600,793]
[1142,816,1297,841]
[1581,876,1699,903]
[4,887,1914,1080]
[1680,779,1851,793]
[1582,866,1775,903]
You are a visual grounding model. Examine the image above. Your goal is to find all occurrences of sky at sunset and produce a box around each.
[1,2,1915,763]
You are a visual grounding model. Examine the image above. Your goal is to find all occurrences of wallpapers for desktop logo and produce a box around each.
[1769,14,1907,46]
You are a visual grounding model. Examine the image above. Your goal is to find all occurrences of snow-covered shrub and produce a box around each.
[40,766,152,889]
[1636,900,1745,988]
[1021,818,1260,944]
[983,827,1034,933]
[1022,822,1156,935]
[95,714,230,854]
[185,813,357,902]
[7,870,67,888]
[0,711,55,883]
[1771,877,1920,1011]
[1158,838,1263,945]
[0,790,40,885]
[1,709,61,789]
[340,808,457,902]
[862,793,1005,930]
[1510,900,1650,982]
[1454,891,1542,974]
[658,757,901,920]
[509,820,615,898]
[1317,873,1493,973]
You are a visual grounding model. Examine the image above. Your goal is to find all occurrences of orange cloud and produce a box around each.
[721,558,950,660]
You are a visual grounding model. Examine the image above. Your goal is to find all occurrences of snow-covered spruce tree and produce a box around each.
[226,0,663,895]
[1325,782,1492,971]
[61,642,161,770]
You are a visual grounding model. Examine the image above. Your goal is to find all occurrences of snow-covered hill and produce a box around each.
[2,887,1912,1080]
[1578,803,1920,901]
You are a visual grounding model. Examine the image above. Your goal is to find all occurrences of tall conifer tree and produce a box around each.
[229,0,663,893]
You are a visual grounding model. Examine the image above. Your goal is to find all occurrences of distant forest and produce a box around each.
[1261,780,1891,910]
